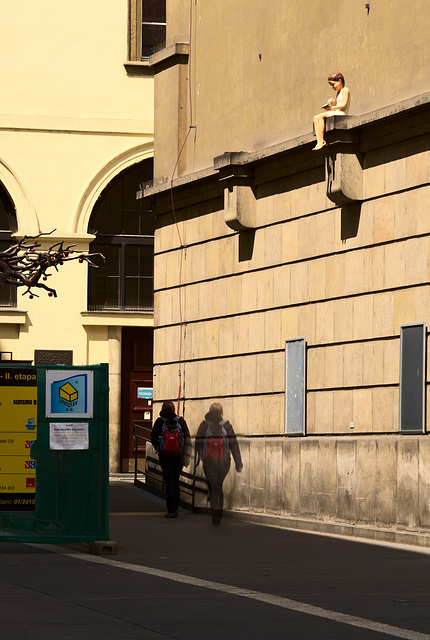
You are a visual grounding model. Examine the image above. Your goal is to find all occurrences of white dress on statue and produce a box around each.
[326,87,350,116]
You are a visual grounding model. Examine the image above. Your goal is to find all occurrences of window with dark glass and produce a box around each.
[399,323,426,433]
[88,161,154,312]
[141,0,166,59]
[0,183,17,307]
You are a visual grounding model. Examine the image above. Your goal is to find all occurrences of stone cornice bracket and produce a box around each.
[324,118,363,206]
[148,42,190,72]
[214,152,256,231]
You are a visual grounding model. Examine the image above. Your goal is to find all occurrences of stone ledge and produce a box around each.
[144,90,430,199]
[123,60,153,77]
[81,311,153,327]
[226,510,430,551]
[148,42,189,70]
[326,91,430,131]
[140,166,217,199]
[0,309,27,324]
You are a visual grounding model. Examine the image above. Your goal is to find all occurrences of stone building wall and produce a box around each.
[146,1,430,541]
[147,99,430,539]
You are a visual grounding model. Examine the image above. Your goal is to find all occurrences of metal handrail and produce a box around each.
[132,425,149,484]
[132,424,208,511]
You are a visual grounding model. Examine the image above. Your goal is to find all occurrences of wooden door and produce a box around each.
[121,327,153,472]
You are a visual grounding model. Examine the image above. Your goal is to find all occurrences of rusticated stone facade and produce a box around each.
[144,0,430,545]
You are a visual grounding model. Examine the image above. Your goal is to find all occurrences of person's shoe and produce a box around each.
[164,512,176,518]
[212,509,222,526]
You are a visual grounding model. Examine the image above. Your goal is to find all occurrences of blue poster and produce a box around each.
[46,370,94,418]
[137,387,153,399]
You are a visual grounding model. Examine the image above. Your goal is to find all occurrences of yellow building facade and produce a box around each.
[145,1,430,545]
[0,0,158,471]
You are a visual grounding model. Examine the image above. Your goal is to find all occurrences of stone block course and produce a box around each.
[384,242,406,289]
[324,344,344,388]
[355,439,377,524]
[192,434,430,537]
[264,309,282,351]
[289,261,308,305]
[418,438,430,528]
[249,438,266,509]
[272,351,285,393]
[273,265,291,307]
[397,438,420,529]
[353,295,374,340]
[265,440,283,513]
[406,139,430,186]
[352,388,373,432]
[264,224,283,265]
[307,348,325,389]
[197,360,212,399]
[333,390,353,433]
[248,313,265,352]
[281,218,298,262]
[344,250,365,296]
[385,151,407,194]
[372,387,397,432]
[308,258,326,301]
[343,342,364,387]
[316,440,337,515]
[315,300,335,344]
[326,253,345,298]
[313,390,334,433]
[281,306,299,341]
[257,268,274,309]
[151,84,430,541]
[375,438,397,526]
[336,440,356,521]
[233,314,249,354]
[218,316,234,356]
[363,150,386,199]
[240,354,257,396]
[282,438,301,513]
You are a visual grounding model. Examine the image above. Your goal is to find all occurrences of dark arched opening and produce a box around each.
[0,183,17,307]
[88,160,154,311]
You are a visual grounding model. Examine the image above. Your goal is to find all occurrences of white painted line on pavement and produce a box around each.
[29,544,430,640]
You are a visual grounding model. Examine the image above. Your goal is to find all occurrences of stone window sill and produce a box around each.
[123,60,153,76]
[81,310,154,327]
[0,309,27,324]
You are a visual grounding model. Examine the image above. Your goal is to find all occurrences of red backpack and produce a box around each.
[203,421,228,460]
[158,417,184,455]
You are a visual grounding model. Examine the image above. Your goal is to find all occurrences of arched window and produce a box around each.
[0,183,17,307]
[88,160,154,311]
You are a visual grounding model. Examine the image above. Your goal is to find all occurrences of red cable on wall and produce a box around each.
[169,0,196,416]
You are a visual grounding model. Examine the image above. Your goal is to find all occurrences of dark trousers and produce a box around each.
[203,460,230,510]
[159,455,183,513]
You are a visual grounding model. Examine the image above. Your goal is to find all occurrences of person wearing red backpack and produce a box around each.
[151,400,191,518]
[196,402,243,526]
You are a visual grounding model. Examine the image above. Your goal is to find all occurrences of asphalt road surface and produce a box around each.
[1,481,429,639]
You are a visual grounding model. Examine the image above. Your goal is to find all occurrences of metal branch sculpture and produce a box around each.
[0,230,104,299]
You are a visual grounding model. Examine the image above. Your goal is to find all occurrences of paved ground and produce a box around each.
[1,480,430,639]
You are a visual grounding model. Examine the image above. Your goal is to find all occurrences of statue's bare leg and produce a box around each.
[313,113,327,150]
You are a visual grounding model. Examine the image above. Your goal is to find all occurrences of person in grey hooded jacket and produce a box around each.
[196,402,242,525]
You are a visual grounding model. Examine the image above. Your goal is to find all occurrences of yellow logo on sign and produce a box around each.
[59,382,78,403]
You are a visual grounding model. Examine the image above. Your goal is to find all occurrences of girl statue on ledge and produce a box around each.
[313,72,350,150]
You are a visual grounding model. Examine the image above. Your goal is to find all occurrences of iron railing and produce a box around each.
[132,424,209,511]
